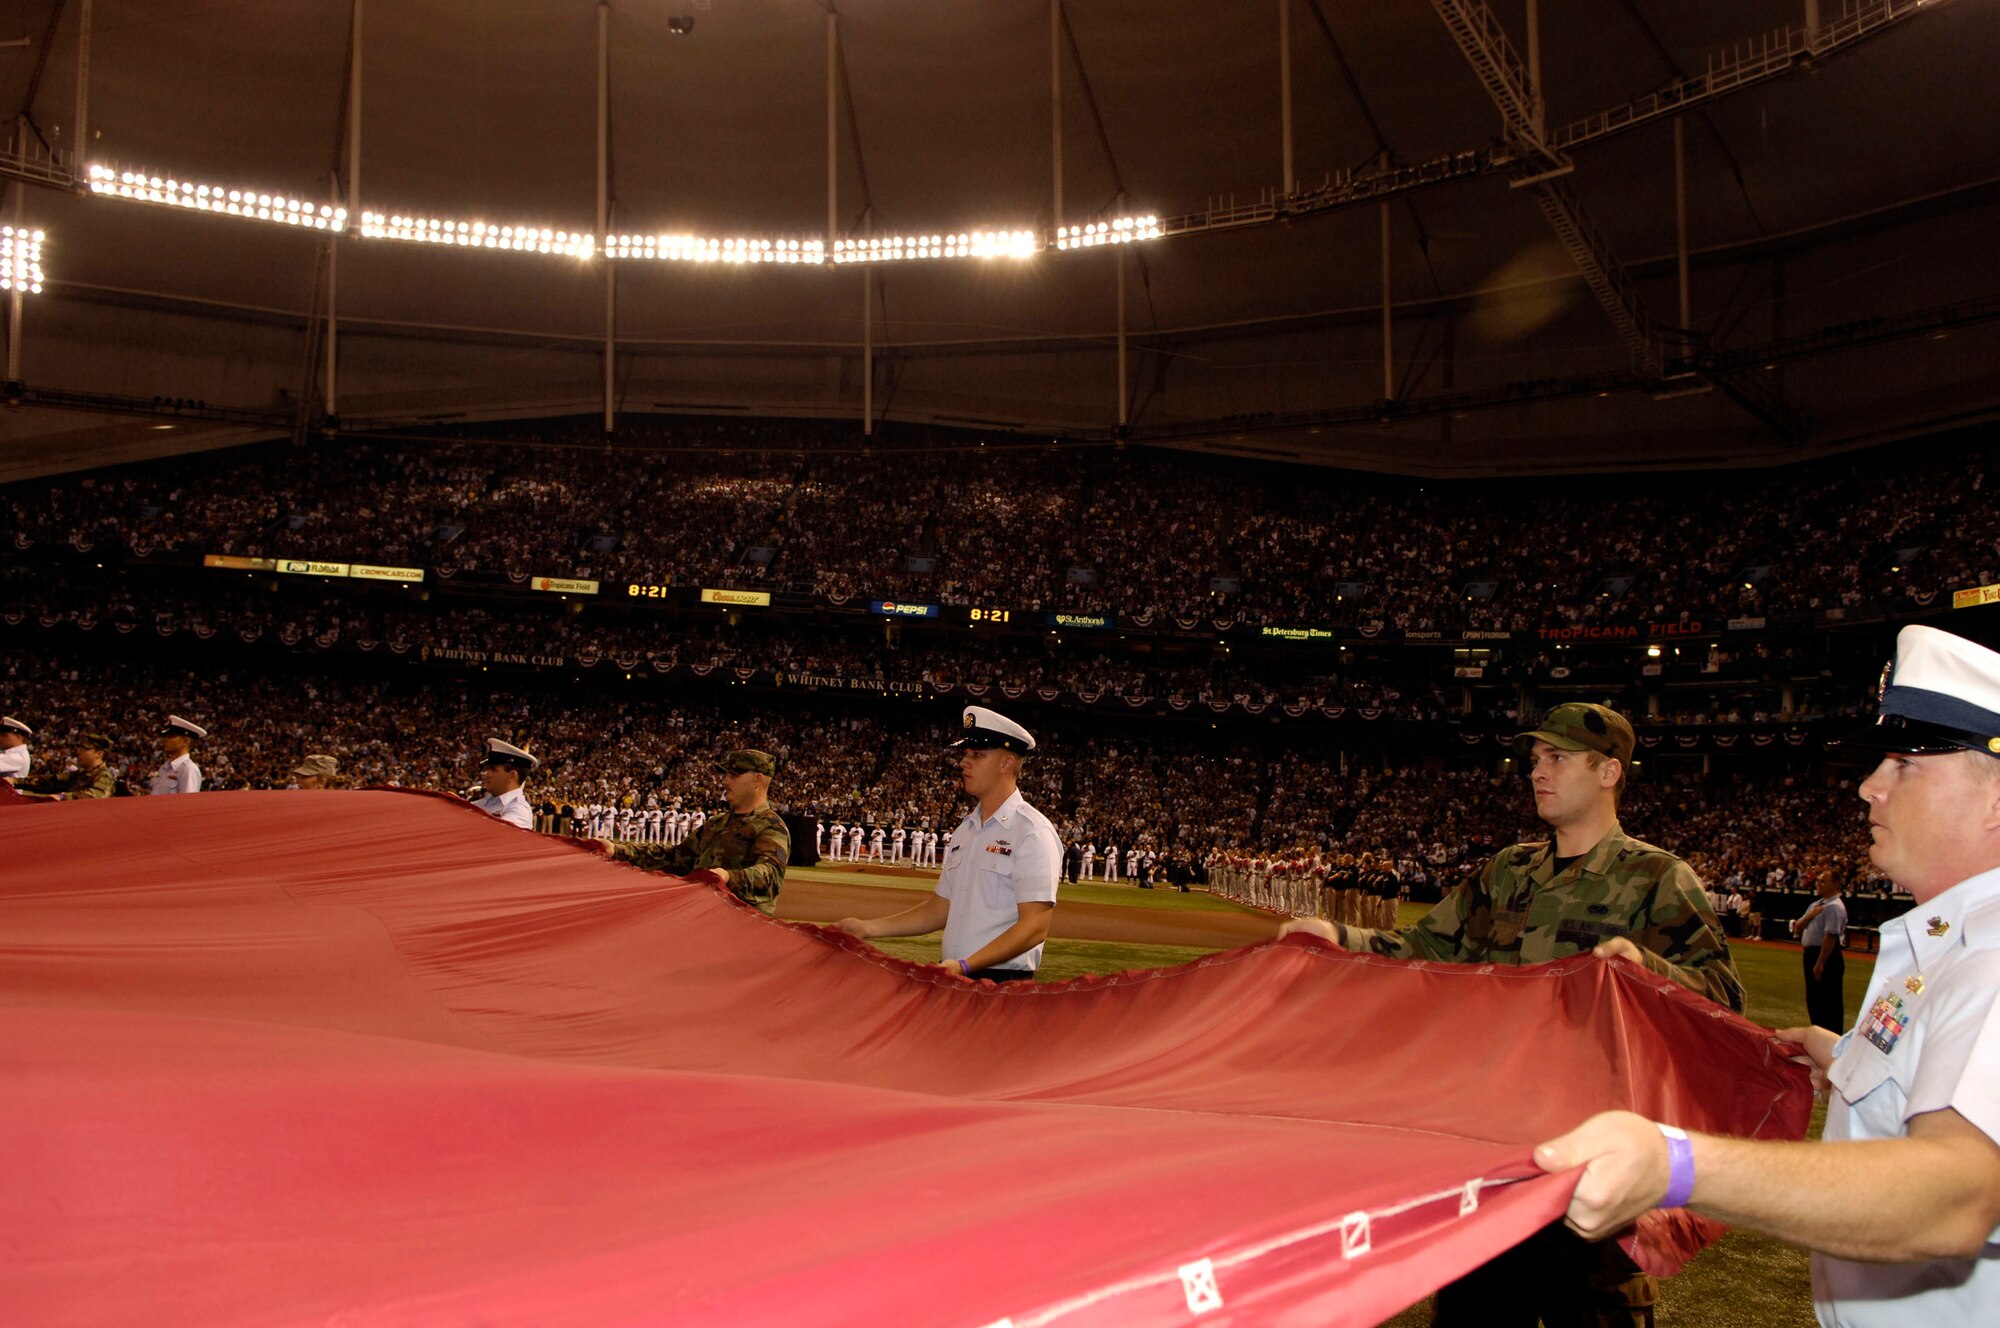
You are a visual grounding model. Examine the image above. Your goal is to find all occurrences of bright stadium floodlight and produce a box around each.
[0,225,47,294]
[83,157,1147,272]
[86,164,349,232]
[604,233,826,265]
[360,211,596,258]
[1053,215,1162,251]
[829,228,1040,265]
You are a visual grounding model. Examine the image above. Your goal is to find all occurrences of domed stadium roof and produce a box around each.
[4,0,1998,478]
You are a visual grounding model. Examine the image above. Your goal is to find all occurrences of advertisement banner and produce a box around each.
[701,588,772,607]
[1538,619,1706,643]
[1953,583,2000,610]
[1046,612,1115,630]
[871,600,940,619]
[532,576,600,595]
[775,672,930,696]
[278,559,352,578]
[419,645,568,669]
[351,564,426,584]
[203,554,276,572]
[1260,626,1334,642]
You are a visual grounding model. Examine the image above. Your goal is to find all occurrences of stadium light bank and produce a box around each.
[1,225,46,294]
[81,162,1160,270]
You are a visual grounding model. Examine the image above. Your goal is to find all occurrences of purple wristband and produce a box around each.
[1658,1124,1696,1208]
[956,958,972,976]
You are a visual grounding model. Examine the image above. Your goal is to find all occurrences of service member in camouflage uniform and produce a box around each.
[16,732,120,801]
[607,749,790,903]
[1283,702,1742,1328]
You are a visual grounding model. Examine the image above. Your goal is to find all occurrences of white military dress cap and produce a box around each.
[950,706,1035,754]
[479,737,540,769]
[161,715,208,739]
[1839,624,2000,758]
[1,716,32,737]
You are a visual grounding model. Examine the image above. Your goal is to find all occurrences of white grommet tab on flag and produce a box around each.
[1177,1258,1223,1314]
[1341,1211,1373,1259]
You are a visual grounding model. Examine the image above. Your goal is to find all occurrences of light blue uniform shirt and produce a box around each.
[935,789,1061,972]
[1816,866,2000,1327]
[1802,896,1849,949]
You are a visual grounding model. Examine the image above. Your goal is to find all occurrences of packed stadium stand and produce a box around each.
[3,420,1982,936]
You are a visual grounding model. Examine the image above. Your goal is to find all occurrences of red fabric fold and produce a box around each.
[1,790,1809,1326]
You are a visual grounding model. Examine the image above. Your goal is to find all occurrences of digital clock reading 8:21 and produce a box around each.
[969,608,1011,623]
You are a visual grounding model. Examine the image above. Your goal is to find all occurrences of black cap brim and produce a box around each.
[1825,715,1993,761]
[950,736,1029,753]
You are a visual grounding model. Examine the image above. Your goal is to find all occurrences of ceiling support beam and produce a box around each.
[598,0,615,435]
[1430,0,1661,375]
[346,0,361,218]
[1161,0,1949,245]
[1050,0,1063,225]
[1278,0,1294,197]
[826,9,838,244]
[1674,115,1691,352]
[1429,0,1551,156]
[1379,200,1393,402]
[1115,247,1128,428]
[862,265,874,435]
[72,0,90,177]
[6,153,23,385]
[1522,175,1660,374]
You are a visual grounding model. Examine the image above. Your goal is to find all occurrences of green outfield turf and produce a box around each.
[789,865,1269,915]
[838,880,1870,1326]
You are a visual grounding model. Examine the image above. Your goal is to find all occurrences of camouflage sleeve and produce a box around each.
[1628,860,1746,1012]
[726,818,791,899]
[78,767,120,799]
[619,838,696,876]
[1342,876,1478,962]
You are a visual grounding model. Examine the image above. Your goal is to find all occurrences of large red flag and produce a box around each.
[1,791,1808,1326]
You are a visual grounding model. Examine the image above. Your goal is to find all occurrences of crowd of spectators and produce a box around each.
[6,648,1885,901]
[1061,737,1263,859]
[3,413,1976,905]
[1,573,1884,729]
[4,420,1992,629]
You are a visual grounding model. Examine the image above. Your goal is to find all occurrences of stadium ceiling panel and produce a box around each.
[1,0,1997,476]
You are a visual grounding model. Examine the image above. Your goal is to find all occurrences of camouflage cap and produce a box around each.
[290,753,340,780]
[715,748,777,777]
[1512,702,1635,765]
[79,732,112,752]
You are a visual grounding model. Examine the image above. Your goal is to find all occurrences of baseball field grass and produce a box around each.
[808,867,1873,1327]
